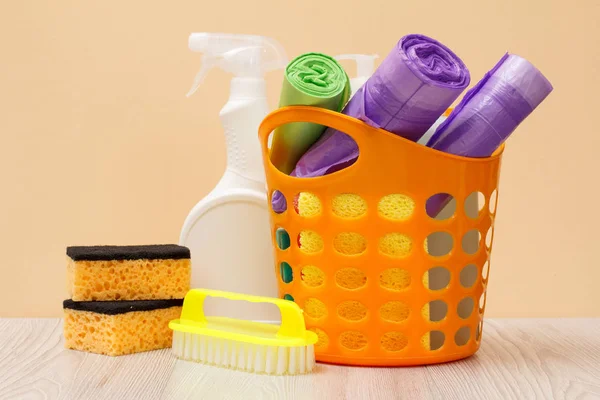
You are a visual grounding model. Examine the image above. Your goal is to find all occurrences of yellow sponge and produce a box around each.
[309,327,330,349]
[332,194,367,218]
[380,301,410,322]
[379,268,411,291]
[335,267,367,290]
[298,230,324,253]
[304,297,328,319]
[333,232,367,255]
[381,331,408,352]
[296,192,322,217]
[337,300,367,321]
[339,330,367,350]
[379,233,413,258]
[378,194,415,221]
[63,299,182,356]
[66,245,191,301]
[301,265,325,287]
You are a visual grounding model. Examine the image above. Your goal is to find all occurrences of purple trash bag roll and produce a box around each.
[425,53,553,217]
[294,34,470,177]
[271,34,470,213]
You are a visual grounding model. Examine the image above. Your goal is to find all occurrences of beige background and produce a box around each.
[0,1,598,317]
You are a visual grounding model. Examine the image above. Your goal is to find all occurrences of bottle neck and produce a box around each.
[220,77,269,185]
[229,77,267,100]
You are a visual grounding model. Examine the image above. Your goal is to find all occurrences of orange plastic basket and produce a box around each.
[259,106,503,366]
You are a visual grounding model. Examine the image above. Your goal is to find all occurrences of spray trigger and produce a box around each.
[186,33,288,97]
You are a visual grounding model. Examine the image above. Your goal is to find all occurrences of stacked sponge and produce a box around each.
[63,245,190,356]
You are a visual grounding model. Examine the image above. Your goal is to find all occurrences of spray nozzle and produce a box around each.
[187,33,288,97]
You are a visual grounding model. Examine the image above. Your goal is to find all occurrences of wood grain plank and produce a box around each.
[1,319,599,400]
[0,319,176,400]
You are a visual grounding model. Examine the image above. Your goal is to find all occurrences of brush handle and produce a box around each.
[180,289,309,339]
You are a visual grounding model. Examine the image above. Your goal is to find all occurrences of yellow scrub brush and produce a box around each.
[169,289,318,375]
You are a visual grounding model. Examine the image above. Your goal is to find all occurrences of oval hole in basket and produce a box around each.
[309,327,330,349]
[482,260,491,282]
[334,232,367,256]
[339,330,368,351]
[425,232,454,257]
[489,189,498,214]
[423,300,448,322]
[294,192,322,217]
[423,267,451,291]
[465,191,485,219]
[455,326,471,346]
[301,265,325,288]
[333,194,367,219]
[279,262,293,284]
[380,301,410,323]
[298,230,324,254]
[460,264,478,288]
[283,294,294,302]
[423,331,445,351]
[304,297,328,320]
[485,226,493,249]
[381,331,408,352]
[336,267,367,290]
[457,297,475,319]
[462,230,481,255]
[337,300,368,322]
[426,193,456,220]
[479,292,487,313]
[271,190,287,214]
[276,228,291,250]
[379,268,411,291]
[379,234,413,258]
[378,194,415,221]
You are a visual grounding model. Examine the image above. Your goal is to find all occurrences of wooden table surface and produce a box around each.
[0,318,599,400]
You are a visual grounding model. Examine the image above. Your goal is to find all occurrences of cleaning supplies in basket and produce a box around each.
[290,34,470,179]
[257,33,553,367]
[180,33,288,322]
[425,53,553,216]
[427,53,553,156]
[269,53,350,175]
[169,289,318,375]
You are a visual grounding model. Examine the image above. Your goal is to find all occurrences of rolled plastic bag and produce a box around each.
[269,53,350,175]
[291,34,470,179]
[425,53,553,217]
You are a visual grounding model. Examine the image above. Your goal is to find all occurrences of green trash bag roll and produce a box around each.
[269,53,350,175]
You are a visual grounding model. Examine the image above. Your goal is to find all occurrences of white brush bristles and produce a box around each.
[172,331,316,375]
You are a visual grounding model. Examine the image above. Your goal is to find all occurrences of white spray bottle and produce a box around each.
[180,33,287,322]
[335,54,379,94]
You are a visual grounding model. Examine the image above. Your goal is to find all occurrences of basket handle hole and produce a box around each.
[267,122,361,179]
